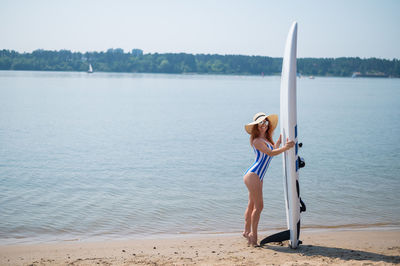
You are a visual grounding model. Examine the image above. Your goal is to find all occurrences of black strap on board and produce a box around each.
[300,197,306,213]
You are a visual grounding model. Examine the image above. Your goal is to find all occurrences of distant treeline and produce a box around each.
[1,49,399,77]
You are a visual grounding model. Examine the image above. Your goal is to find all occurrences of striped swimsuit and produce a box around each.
[245,140,273,181]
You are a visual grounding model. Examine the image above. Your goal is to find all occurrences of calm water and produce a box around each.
[0,71,399,244]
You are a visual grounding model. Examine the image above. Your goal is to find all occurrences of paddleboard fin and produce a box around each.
[260,230,290,246]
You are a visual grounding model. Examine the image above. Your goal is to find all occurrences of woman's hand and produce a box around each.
[274,134,282,149]
[284,139,295,151]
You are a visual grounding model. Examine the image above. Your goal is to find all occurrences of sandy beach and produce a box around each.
[1,229,399,265]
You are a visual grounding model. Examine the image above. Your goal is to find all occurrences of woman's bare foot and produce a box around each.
[242,231,250,239]
[247,233,258,246]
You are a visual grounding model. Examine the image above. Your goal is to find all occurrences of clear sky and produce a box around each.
[1,0,399,59]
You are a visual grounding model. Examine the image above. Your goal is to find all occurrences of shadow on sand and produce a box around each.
[261,243,400,264]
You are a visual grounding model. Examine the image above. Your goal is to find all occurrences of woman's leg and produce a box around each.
[244,173,263,245]
[243,193,254,238]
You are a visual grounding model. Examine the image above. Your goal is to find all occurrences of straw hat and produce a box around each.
[245,112,278,134]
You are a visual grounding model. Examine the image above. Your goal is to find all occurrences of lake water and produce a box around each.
[0,71,399,244]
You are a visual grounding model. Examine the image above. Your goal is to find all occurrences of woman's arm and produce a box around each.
[274,134,282,149]
[253,138,295,157]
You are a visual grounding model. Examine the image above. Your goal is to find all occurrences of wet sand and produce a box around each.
[1,229,399,265]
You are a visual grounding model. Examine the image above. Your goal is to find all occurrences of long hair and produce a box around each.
[250,118,275,146]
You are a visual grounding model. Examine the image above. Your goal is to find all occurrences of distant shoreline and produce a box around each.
[1,49,399,78]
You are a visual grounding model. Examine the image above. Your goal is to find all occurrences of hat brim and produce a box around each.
[245,114,278,134]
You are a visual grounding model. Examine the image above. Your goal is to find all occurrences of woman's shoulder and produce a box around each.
[253,138,272,148]
[252,137,266,145]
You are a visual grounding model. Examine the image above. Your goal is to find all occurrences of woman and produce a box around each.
[243,112,295,246]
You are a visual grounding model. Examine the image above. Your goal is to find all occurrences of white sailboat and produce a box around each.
[88,64,93,73]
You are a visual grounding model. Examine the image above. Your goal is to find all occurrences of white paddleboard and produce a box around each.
[260,21,306,249]
[280,21,306,249]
